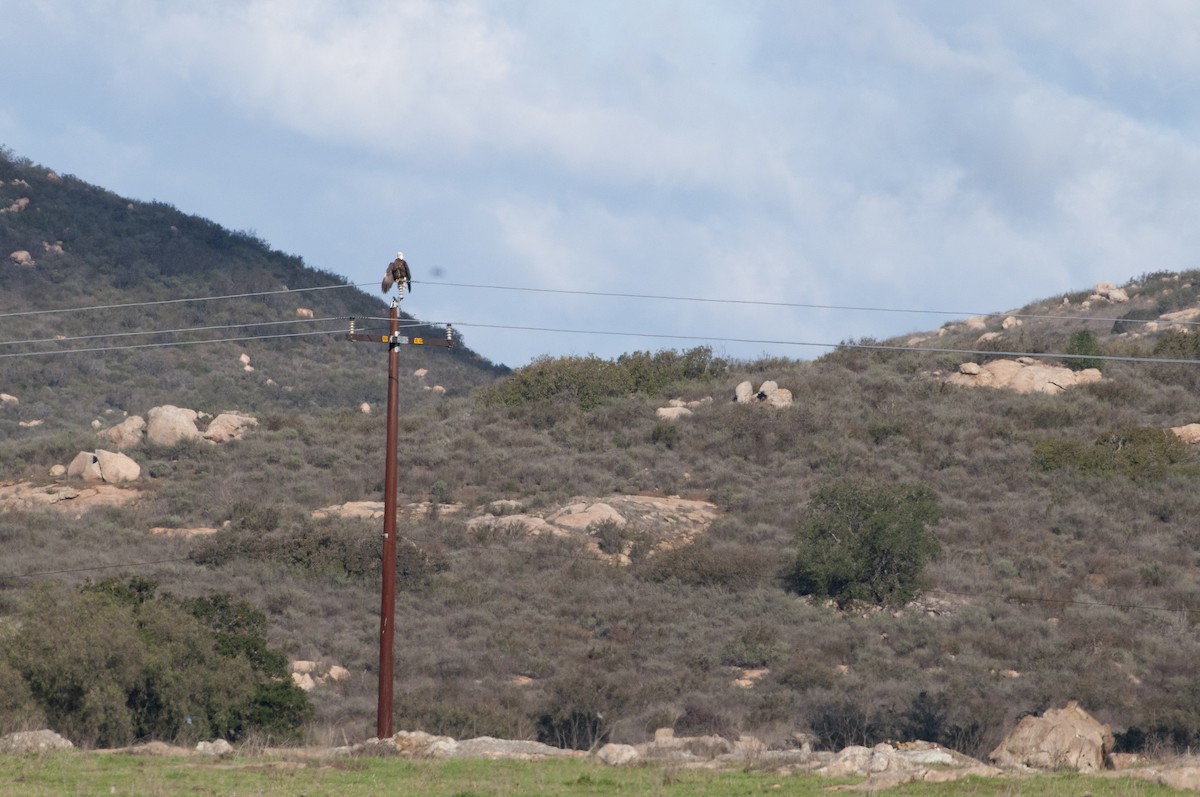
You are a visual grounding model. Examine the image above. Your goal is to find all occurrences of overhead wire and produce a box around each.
[0,281,373,320]
[411,278,1200,329]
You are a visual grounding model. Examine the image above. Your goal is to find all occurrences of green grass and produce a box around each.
[0,754,1184,797]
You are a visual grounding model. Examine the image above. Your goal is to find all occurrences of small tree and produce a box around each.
[1064,329,1104,372]
[787,480,940,607]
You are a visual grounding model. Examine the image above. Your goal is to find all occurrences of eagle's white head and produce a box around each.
[397,251,404,260]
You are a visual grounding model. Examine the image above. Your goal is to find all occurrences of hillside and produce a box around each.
[5,148,1200,760]
[0,149,505,435]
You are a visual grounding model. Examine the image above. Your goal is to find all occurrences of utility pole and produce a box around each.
[346,296,455,739]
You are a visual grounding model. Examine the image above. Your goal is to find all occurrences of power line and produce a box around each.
[0,317,433,349]
[3,311,1197,366]
[0,315,344,348]
[1,557,194,581]
[415,278,1200,329]
[440,320,1200,366]
[0,281,372,320]
[0,328,345,359]
[5,277,1191,334]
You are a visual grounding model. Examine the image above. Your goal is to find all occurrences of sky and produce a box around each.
[3,1,1199,368]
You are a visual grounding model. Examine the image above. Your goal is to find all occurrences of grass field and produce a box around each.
[0,753,1185,796]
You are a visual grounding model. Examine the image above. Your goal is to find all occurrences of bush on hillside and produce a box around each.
[1,579,309,747]
[1064,329,1104,372]
[1034,427,1190,480]
[786,480,941,608]
[1152,329,1200,360]
[478,347,726,410]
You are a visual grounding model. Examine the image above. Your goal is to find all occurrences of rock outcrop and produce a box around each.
[946,358,1101,395]
[7,249,33,266]
[289,660,351,691]
[655,397,712,421]
[466,494,719,562]
[204,412,258,443]
[0,481,140,513]
[1171,423,1200,445]
[66,450,140,483]
[195,739,234,756]
[98,416,146,450]
[733,380,792,408]
[146,405,203,446]
[989,701,1113,772]
[0,730,74,753]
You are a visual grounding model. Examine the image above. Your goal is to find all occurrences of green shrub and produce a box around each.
[1153,329,1200,360]
[2,579,309,747]
[1034,427,1190,480]
[786,480,941,608]
[478,347,726,411]
[1064,329,1104,372]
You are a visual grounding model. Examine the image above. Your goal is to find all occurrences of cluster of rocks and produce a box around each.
[465,495,719,563]
[65,449,140,484]
[97,405,258,449]
[655,379,793,421]
[655,396,711,421]
[734,380,792,408]
[946,358,1101,395]
[312,499,465,521]
[0,480,139,514]
[289,660,351,692]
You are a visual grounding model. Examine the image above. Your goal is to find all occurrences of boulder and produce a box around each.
[734,380,753,403]
[195,739,234,756]
[49,464,66,477]
[1092,281,1130,303]
[596,743,640,766]
[291,672,316,691]
[98,415,146,450]
[204,412,258,443]
[763,387,793,408]
[147,405,202,446]
[326,665,351,682]
[0,729,74,753]
[95,449,141,483]
[0,392,17,405]
[295,307,314,318]
[7,249,33,266]
[67,451,103,482]
[989,701,1113,772]
[1171,423,1200,445]
[393,730,457,757]
[656,406,692,421]
[946,359,1101,395]
[1002,315,1022,329]
[360,402,371,414]
[550,502,626,531]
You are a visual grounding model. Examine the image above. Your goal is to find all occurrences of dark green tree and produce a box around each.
[1064,329,1104,372]
[3,579,310,747]
[787,480,941,607]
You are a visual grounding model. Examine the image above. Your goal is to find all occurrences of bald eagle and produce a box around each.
[382,251,412,294]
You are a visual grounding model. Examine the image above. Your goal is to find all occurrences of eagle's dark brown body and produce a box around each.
[382,252,411,294]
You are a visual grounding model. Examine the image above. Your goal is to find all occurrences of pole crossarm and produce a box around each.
[345,318,456,348]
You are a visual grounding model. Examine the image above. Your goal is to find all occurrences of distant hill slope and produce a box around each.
[0,149,505,427]
[891,271,1200,362]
